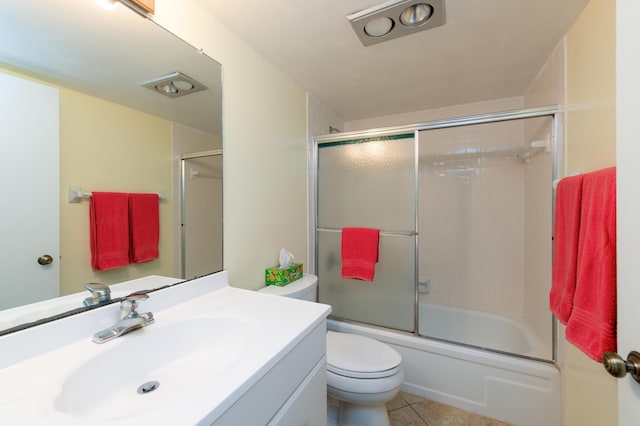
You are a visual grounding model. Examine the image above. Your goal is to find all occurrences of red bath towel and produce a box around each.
[129,193,160,263]
[341,228,380,281]
[550,174,585,324]
[566,167,617,361]
[90,192,130,270]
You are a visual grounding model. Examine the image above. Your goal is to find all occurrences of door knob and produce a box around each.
[602,351,640,382]
[37,254,54,265]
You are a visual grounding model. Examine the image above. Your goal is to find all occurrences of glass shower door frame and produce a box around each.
[311,105,560,362]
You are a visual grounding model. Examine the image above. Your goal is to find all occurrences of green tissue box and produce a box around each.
[265,263,303,286]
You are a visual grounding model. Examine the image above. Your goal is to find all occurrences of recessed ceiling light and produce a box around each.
[140,72,207,98]
[364,17,395,37]
[156,84,178,95]
[400,3,434,26]
[171,80,195,91]
[347,0,446,47]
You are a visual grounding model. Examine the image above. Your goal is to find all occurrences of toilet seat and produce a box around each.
[326,331,402,379]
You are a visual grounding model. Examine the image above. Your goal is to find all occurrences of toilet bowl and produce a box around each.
[259,274,403,426]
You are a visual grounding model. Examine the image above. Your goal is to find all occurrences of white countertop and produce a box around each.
[0,272,331,425]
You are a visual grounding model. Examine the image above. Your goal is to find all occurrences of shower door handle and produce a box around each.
[602,351,640,382]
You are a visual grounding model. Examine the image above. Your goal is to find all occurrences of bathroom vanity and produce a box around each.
[0,272,331,425]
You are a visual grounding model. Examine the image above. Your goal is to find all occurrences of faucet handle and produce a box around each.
[123,291,150,302]
[83,282,111,307]
[120,291,150,318]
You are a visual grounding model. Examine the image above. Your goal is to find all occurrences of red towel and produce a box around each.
[341,228,380,281]
[90,192,130,270]
[550,174,585,324]
[565,167,617,361]
[129,193,160,263]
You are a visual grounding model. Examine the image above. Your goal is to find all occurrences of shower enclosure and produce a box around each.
[181,150,223,279]
[313,107,557,362]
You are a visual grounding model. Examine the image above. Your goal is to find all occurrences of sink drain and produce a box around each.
[137,380,160,394]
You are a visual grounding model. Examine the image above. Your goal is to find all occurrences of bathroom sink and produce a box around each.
[0,271,331,425]
[54,315,256,422]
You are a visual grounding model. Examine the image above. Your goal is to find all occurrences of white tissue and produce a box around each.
[279,248,295,269]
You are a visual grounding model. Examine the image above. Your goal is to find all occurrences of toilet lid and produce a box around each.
[326,331,402,379]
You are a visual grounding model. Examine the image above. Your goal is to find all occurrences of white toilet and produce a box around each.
[259,274,404,426]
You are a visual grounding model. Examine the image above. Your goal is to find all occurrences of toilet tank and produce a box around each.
[258,274,318,302]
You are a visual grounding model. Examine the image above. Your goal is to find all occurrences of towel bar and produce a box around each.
[68,186,165,203]
[316,227,417,237]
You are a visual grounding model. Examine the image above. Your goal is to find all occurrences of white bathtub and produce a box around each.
[327,310,560,426]
[418,303,550,359]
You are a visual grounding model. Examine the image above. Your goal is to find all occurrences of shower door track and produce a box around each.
[311,105,560,362]
[314,105,558,143]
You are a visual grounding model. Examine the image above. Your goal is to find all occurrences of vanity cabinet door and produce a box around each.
[268,357,327,426]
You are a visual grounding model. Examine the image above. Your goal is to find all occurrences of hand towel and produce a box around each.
[549,174,584,324]
[129,193,160,263]
[565,167,617,362]
[341,227,380,281]
[90,192,130,270]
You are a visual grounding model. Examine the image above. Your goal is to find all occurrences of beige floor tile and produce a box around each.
[388,392,511,426]
[389,406,428,426]
[387,392,410,411]
[401,391,426,405]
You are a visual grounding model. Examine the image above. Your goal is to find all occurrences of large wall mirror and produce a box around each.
[0,0,223,334]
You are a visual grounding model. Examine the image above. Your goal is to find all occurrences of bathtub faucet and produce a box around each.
[91,291,154,344]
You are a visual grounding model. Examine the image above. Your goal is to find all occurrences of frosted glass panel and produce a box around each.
[183,155,223,279]
[317,230,415,332]
[318,135,415,231]
[417,116,554,360]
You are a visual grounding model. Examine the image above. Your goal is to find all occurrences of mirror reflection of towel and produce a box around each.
[129,193,160,263]
[341,228,379,281]
[90,192,130,270]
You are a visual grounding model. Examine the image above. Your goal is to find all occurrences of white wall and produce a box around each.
[344,97,523,132]
[563,0,618,424]
[154,0,309,289]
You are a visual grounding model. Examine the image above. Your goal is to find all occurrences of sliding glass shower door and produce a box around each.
[316,135,417,332]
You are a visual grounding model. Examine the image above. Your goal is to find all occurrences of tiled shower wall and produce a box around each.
[418,120,529,319]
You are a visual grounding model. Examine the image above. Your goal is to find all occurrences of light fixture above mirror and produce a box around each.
[347,0,446,46]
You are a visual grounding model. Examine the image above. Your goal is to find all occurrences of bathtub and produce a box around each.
[418,303,550,359]
[327,307,560,426]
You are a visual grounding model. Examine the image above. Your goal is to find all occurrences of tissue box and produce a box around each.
[265,263,303,286]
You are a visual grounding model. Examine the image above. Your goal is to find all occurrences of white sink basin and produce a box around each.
[0,271,331,425]
[53,316,256,421]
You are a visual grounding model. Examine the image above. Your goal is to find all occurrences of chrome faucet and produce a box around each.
[83,282,111,307]
[92,291,154,344]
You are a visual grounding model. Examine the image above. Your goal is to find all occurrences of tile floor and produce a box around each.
[386,392,511,426]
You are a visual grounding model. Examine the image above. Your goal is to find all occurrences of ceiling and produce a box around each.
[0,0,222,135]
[196,0,590,122]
